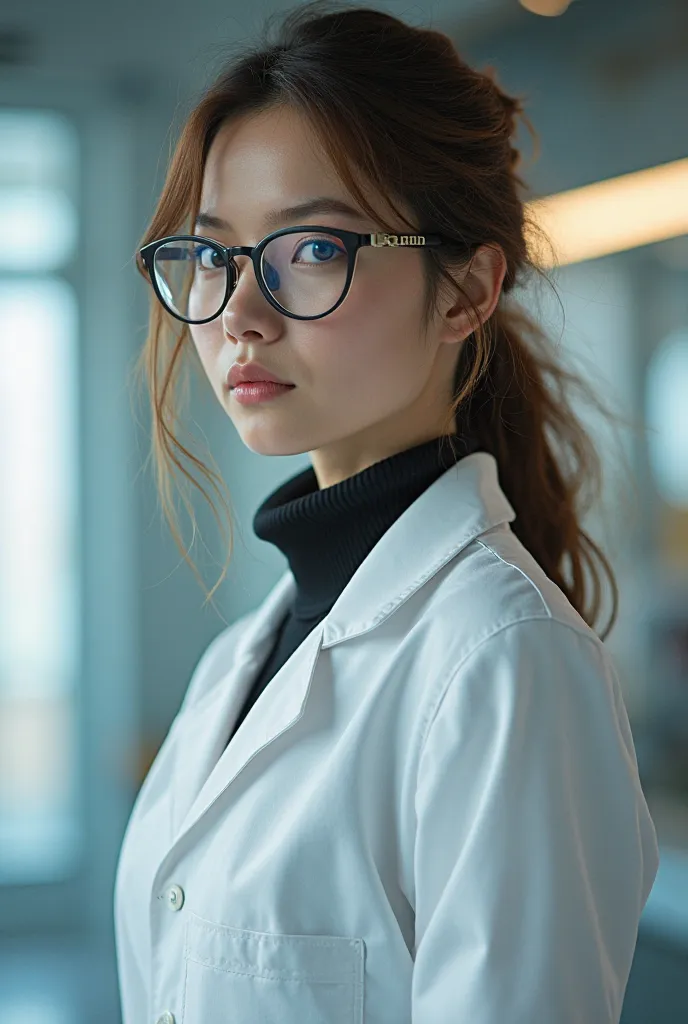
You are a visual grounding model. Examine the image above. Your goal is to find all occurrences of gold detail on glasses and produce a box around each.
[371,232,426,247]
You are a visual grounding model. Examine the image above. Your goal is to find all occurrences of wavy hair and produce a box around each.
[132,0,637,640]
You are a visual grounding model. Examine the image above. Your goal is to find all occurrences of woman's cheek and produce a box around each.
[190,326,221,375]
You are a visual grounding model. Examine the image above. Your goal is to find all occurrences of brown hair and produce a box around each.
[132,0,634,640]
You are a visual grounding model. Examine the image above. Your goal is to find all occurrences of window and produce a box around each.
[0,110,81,882]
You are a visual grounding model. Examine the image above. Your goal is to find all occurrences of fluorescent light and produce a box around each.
[526,157,688,267]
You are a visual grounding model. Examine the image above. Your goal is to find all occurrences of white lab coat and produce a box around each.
[114,450,659,1024]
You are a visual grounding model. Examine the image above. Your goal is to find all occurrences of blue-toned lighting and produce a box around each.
[646,327,688,507]
[0,187,77,271]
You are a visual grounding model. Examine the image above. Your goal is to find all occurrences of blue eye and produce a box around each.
[293,238,345,264]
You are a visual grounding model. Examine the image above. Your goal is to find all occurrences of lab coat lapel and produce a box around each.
[170,451,515,847]
[171,568,299,841]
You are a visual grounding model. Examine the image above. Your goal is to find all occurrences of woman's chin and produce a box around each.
[233,424,309,459]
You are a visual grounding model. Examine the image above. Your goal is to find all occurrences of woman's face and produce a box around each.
[191,104,500,488]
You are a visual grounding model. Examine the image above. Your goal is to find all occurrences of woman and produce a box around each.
[115,3,659,1022]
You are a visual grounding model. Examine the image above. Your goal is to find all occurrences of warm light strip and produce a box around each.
[525,157,688,267]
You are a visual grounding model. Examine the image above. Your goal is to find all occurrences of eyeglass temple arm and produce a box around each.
[364,232,445,248]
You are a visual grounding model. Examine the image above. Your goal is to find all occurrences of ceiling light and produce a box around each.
[518,0,574,14]
[526,157,688,267]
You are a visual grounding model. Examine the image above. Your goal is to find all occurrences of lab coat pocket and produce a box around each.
[181,911,366,1023]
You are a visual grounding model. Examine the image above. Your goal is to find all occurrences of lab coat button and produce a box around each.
[166,884,184,911]
[155,1013,175,1024]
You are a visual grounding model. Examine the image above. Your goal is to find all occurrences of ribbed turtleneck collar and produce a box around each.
[253,431,480,622]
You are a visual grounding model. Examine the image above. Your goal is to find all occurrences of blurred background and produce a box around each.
[0,0,687,1020]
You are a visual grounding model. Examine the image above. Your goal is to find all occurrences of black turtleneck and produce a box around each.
[225,430,480,747]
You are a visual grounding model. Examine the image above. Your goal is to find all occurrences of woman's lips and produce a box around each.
[231,381,297,405]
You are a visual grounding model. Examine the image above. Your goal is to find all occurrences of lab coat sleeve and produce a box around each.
[412,616,659,1024]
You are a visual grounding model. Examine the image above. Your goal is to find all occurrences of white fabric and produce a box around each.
[114,450,659,1024]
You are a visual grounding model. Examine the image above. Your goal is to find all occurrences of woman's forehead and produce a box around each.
[200,107,409,232]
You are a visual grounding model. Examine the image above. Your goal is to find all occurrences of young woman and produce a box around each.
[115,4,659,1022]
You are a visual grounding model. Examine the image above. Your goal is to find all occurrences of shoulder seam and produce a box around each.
[474,537,552,618]
[418,613,606,767]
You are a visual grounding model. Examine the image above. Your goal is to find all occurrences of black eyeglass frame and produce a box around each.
[138,225,457,324]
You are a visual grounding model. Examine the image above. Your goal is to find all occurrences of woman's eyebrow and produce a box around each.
[194,196,368,232]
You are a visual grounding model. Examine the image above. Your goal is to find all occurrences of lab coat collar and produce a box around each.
[321,449,515,647]
[167,451,515,847]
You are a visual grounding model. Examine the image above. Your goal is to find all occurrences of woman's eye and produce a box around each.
[195,246,223,270]
[293,238,345,264]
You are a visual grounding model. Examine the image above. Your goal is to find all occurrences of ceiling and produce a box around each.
[0,0,519,103]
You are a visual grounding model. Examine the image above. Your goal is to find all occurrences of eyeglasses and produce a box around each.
[138,225,456,323]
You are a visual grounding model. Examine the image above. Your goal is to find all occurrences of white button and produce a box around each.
[166,884,184,911]
[156,1013,175,1024]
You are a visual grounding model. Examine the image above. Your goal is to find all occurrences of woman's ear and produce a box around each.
[440,243,507,344]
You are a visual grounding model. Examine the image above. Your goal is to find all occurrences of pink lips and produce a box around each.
[227,361,294,389]
[231,381,296,405]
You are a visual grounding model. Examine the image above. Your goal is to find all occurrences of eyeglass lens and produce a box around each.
[151,231,350,321]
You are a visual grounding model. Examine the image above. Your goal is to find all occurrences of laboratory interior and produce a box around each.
[0,0,687,1020]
